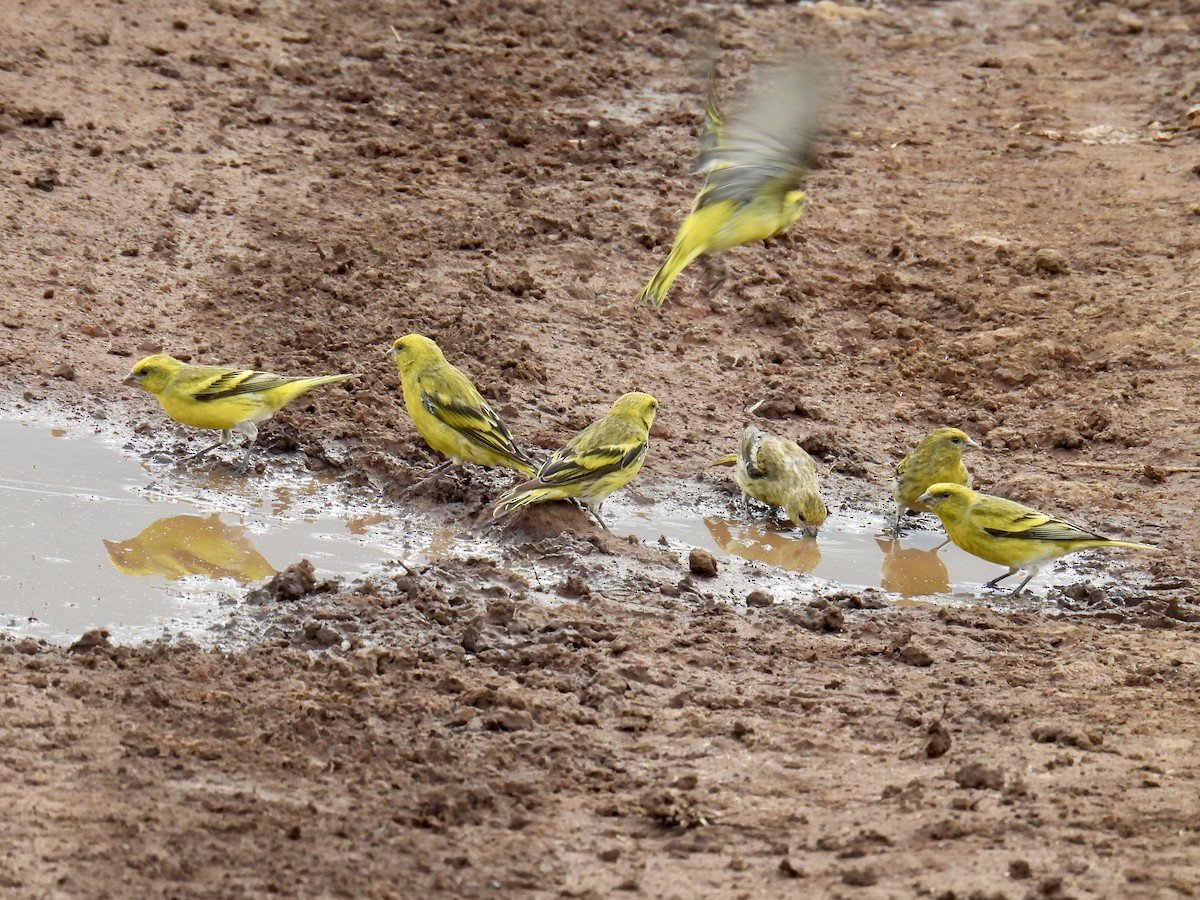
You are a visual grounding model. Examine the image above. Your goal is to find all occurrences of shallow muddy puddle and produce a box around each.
[613,504,1008,599]
[0,420,438,644]
[1,417,1145,645]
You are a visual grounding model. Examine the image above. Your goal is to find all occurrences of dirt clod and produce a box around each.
[925,722,953,759]
[246,560,324,604]
[779,857,806,879]
[1031,724,1103,750]
[897,643,935,667]
[1033,248,1070,274]
[688,548,718,578]
[67,628,110,654]
[746,590,774,608]
[953,763,1005,791]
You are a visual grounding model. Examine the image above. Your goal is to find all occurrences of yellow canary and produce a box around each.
[917,483,1155,595]
[125,353,357,471]
[390,334,538,481]
[636,60,826,306]
[493,392,659,530]
[892,427,981,534]
[712,426,828,536]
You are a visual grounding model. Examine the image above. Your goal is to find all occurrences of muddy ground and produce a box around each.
[2,0,1199,896]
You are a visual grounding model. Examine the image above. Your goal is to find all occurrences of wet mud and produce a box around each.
[1,0,1198,896]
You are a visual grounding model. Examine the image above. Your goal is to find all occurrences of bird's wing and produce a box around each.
[193,369,294,400]
[693,62,826,207]
[536,438,647,488]
[695,163,807,209]
[419,377,522,458]
[690,67,725,175]
[739,428,768,480]
[982,508,1101,543]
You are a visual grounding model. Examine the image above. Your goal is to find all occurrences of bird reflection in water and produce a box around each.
[704,516,821,574]
[875,537,950,597]
[104,513,276,582]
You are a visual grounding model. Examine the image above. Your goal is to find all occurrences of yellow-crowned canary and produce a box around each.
[636,60,826,306]
[712,425,828,536]
[125,353,357,472]
[390,333,538,484]
[892,426,981,534]
[918,483,1155,595]
[493,392,658,531]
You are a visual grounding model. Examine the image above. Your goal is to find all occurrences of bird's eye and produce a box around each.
[951,437,962,444]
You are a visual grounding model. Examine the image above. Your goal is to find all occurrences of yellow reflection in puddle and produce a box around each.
[875,536,950,597]
[347,512,392,535]
[104,513,276,582]
[704,516,821,574]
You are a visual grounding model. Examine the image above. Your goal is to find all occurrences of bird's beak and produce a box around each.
[121,373,137,385]
[966,438,983,451]
[916,491,933,506]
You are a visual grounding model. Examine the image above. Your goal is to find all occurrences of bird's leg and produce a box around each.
[984,569,1018,590]
[235,442,256,475]
[890,505,906,537]
[233,422,260,475]
[1009,566,1039,597]
[701,254,728,297]
[183,429,232,463]
[401,461,457,495]
[932,537,951,552]
[585,504,611,532]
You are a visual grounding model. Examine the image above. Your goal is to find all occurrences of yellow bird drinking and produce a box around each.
[712,425,828,536]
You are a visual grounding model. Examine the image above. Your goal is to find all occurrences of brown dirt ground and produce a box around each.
[2,0,1199,896]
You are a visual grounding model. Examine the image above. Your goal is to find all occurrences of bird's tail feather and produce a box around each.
[636,240,703,307]
[510,459,539,479]
[492,485,544,519]
[1106,540,1157,551]
[279,372,358,403]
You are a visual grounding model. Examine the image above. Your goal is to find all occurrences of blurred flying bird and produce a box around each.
[636,59,827,306]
